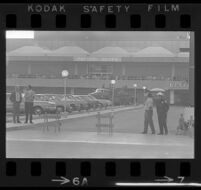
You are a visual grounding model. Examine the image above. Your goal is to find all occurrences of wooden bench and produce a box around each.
[96,112,114,135]
[42,112,62,132]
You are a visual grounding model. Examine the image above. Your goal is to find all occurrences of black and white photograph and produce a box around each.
[6,31,194,158]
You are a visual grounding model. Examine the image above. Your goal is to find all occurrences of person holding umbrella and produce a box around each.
[156,92,169,135]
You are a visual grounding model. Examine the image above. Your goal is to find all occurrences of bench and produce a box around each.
[96,111,114,135]
[42,112,62,132]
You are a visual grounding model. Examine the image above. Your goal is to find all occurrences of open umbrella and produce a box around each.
[150,88,165,92]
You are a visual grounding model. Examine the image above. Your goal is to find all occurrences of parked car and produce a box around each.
[73,95,89,110]
[89,88,111,99]
[77,95,100,109]
[95,98,112,108]
[6,93,57,115]
[32,100,57,115]
[65,94,81,112]
[90,88,134,106]
[87,95,104,108]
[37,94,72,113]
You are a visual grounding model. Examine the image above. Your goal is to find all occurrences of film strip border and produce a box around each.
[0,3,201,187]
[3,13,192,29]
[0,4,200,29]
[0,160,198,186]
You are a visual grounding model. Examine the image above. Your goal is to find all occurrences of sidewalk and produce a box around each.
[7,131,193,148]
[7,131,194,158]
[7,105,143,131]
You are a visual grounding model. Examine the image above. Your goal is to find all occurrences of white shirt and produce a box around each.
[16,92,20,102]
[144,97,153,110]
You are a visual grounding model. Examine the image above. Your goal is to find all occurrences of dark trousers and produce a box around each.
[13,103,20,123]
[157,112,168,134]
[25,102,33,123]
[143,109,155,133]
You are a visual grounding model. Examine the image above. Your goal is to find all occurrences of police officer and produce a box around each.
[10,85,22,123]
[156,92,169,135]
[142,92,155,134]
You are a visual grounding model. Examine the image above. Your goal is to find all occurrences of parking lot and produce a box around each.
[6,105,194,158]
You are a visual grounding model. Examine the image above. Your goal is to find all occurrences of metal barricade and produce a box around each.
[43,112,62,132]
[96,111,114,136]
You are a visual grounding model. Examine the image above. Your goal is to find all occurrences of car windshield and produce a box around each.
[35,95,47,101]
[56,95,64,100]
[88,95,96,100]
[75,96,83,100]
[66,95,75,100]
[81,96,90,100]
[74,97,80,101]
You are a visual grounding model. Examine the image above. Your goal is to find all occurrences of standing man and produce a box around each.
[142,92,155,134]
[24,85,35,124]
[156,92,169,135]
[10,86,22,123]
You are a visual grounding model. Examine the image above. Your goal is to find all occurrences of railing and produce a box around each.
[6,77,189,90]
[6,74,188,82]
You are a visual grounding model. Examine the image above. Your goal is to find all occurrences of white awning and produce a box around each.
[50,46,89,57]
[7,46,51,56]
[150,88,165,92]
[91,47,130,57]
[134,46,175,57]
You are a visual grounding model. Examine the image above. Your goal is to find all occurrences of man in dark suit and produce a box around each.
[10,86,22,123]
[156,92,169,135]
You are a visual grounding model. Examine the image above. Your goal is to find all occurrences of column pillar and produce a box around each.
[74,63,78,75]
[28,64,31,75]
[171,63,175,79]
[189,32,194,106]
[70,88,74,95]
[170,90,175,105]
[122,64,126,76]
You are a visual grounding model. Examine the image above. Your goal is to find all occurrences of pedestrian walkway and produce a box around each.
[6,105,193,158]
[6,105,143,131]
[7,131,193,147]
[6,131,194,158]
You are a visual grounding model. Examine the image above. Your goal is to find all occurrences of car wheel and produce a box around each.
[33,106,43,115]
[67,109,72,113]
[70,105,76,111]
[56,106,64,113]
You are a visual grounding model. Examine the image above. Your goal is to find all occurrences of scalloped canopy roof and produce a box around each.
[91,47,130,57]
[134,46,175,57]
[50,46,89,56]
[7,46,51,56]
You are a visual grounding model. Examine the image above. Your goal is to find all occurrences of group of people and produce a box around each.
[9,85,35,124]
[142,92,169,135]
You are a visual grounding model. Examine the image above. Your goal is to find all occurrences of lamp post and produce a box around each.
[142,86,146,102]
[133,84,137,106]
[111,80,116,107]
[61,70,69,113]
